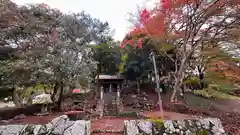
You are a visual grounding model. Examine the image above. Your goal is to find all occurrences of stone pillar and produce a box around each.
[117,85,120,100]
[109,84,112,92]
[100,86,103,100]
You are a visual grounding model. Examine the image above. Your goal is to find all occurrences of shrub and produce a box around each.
[184,77,200,85]
[184,77,201,90]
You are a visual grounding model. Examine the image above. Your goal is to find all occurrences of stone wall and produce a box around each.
[0,115,91,135]
[124,118,226,135]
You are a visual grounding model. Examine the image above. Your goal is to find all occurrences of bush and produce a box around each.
[184,77,201,90]
[184,77,200,85]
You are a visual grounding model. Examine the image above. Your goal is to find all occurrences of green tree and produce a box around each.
[0,0,111,109]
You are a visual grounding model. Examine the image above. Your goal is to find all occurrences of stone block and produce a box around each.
[124,117,226,135]
[0,115,91,135]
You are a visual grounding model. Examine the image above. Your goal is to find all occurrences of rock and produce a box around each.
[63,120,90,135]
[51,115,69,124]
[164,120,176,133]
[32,93,53,104]
[0,125,25,135]
[33,125,42,135]
[0,125,6,133]
[124,120,139,135]
[21,125,35,135]
[0,120,10,124]
[131,95,137,98]
[137,120,152,134]
[0,115,91,135]
[49,115,73,135]
[13,114,26,120]
[85,120,91,135]
[202,118,225,134]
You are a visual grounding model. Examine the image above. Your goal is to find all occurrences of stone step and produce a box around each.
[91,118,126,134]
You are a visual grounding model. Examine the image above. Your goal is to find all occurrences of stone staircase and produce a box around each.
[104,99,118,116]
[95,100,104,117]
[103,92,123,116]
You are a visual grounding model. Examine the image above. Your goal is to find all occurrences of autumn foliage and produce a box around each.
[121,0,240,49]
[120,0,181,48]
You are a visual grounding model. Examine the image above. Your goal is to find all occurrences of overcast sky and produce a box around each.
[11,0,157,41]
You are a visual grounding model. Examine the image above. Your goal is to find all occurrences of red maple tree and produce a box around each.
[121,0,173,48]
[121,0,240,102]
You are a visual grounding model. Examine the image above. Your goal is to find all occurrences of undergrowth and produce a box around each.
[193,88,240,100]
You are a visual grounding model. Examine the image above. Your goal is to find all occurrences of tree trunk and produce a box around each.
[197,66,205,89]
[171,58,186,102]
[95,62,102,99]
[198,68,204,89]
[26,92,34,105]
[12,87,23,108]
[56,81,64,110]
[19,86,28,105]
[136,79,140,94]
[199,72,204,89]
[51,82,59,102]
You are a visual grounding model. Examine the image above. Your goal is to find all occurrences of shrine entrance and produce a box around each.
[97,75,124,100]
[96,75,125,115]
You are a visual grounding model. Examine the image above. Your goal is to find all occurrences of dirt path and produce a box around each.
[214,100,240,113]
[91,117,134,133]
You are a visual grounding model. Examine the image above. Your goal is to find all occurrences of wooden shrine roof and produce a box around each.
[95,75,125,80]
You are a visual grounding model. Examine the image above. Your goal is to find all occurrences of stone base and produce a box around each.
[124,118,226,135]
[0,115,91,135]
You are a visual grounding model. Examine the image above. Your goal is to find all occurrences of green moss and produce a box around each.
[16,83,51,99]
[148,118,164,129]
[195,130,209,135]
[231,57,240,63]
[34,83,49,90]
